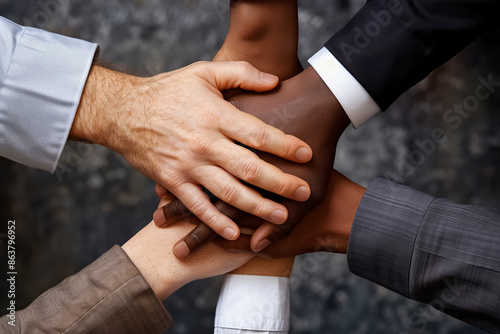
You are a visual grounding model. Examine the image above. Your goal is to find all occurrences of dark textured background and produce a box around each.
[1,0,499,333]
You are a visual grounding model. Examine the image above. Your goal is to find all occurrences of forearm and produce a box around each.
[216,0,301,80]
[227,0,298,50]
[69,65,139,151]
[0,245,172,333]
[348,177,500,332]
[325,0,499,109]
[123,220,254,300]
[217,0,300,278]
[0,16,98,172]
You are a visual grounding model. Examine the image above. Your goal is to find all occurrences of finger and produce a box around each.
[152,194,249,228]
[199,61,279,93]
[195,165,289,225]
[154,183,175,200]
[153,199,194,228]
[215,200,247,221]
[216,234,263,256]
[172,183,240,241]
[218,233,295,259]
[209,140,311,202]
[172,200,254,260]
[155,183,168,198]
[250,222,291,253]
[153,190,210,227]
[218,104,313,163]
[215,201,260,234]
[173,222,217,260]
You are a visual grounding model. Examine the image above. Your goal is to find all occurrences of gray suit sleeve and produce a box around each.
[348,177,500,333]
[0,16,98,172]
[0,245,173,333]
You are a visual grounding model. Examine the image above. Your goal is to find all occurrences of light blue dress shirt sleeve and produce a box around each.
[0,16,98,172]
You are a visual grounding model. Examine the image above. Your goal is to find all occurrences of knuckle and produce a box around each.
[189,229,204,246]
[237,61,253,73]
[205,213,221,230]
[249,200,266,218]
[192,60,206,69]
[249,127,271,150]
[190,135,214,156]
[274,178,292,196]
[219,182,241,205]
[239,159,261,184]
[281,135,296,156]
[189,200,210,219]
[166,200,190,220]
[202,103,221,121]
[189,224,215,246]
[157,169,179,189]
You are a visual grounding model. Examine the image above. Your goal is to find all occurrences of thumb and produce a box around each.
[201,61,279,92]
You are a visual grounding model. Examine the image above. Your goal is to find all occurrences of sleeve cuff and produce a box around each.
[215,274,290,332]
[0,18,98,172]
[347,177,435,297]
[308,47,380,129]
[16,245,172,333]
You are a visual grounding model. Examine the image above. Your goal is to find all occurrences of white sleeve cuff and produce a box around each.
[308,47,380,129]
[0,17,98,172]
[215,274,289,333]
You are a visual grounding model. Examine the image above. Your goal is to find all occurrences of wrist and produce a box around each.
[70,65,141,150]
[298,67,351,136]
[230,257,294,277]
[220,0,301,80]
[122,223,186,300]
[326,171,366,254]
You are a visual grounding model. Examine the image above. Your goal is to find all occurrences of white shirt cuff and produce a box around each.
[308,47,380,129]
[0,17,98,172]
[215,274,289,333]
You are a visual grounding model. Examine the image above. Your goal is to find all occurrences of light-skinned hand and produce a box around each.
[70,61,314,241]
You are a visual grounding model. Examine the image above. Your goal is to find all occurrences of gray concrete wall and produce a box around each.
[1,0,499,332]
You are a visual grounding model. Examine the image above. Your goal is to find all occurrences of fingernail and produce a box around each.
[173,241,190,260]
[270,209,287,224]
[295,147,312,162]
[260,72,278,83]
[223,227,237,240]
[253,239,272,252]
[153,209,167,226]
[294,186,310,201]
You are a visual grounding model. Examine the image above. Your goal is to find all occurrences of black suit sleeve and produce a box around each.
[325,0,499,110]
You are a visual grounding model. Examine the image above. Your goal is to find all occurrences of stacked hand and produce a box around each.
[71,61,314,241]
[122,200,254,300]
[155,66,352,259]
